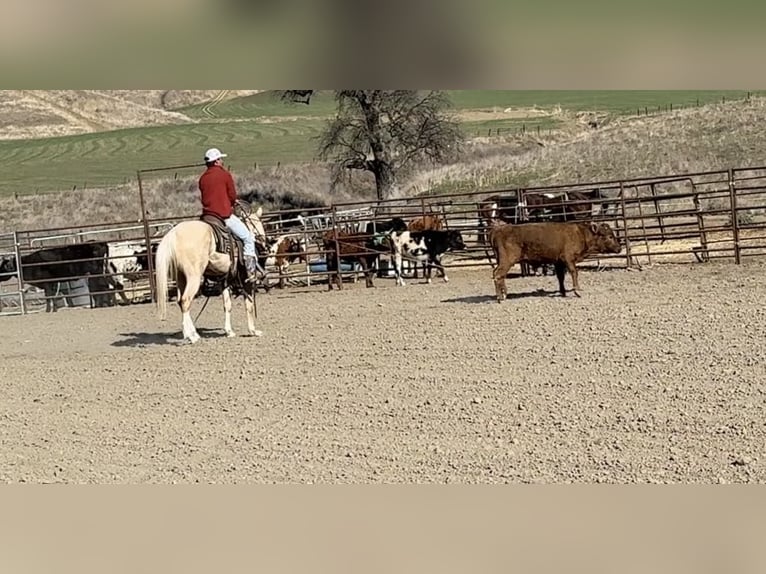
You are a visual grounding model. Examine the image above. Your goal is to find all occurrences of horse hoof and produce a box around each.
[226,331,237,338]
[249,329,263,337]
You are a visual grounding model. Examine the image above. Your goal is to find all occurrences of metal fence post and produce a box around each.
[13,231,26,315]
[331,205,342,290]
[728,168,741,264]
[137,170,157,302]
[691,180,709,262]
[619,181,632,268]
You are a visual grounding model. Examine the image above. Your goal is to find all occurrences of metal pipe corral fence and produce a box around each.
[4,164,766,316]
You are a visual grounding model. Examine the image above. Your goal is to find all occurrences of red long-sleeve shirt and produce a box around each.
[199,164,237,219]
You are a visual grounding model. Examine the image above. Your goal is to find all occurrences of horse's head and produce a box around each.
[237,200,268,249]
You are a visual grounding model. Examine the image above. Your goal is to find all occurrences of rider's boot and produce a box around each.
[244,255,261,283]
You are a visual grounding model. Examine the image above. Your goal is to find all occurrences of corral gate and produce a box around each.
[0,232,25,315]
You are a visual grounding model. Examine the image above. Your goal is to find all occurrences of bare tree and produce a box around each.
[281,90,463,200]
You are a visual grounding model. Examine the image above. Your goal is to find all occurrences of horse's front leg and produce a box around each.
[222,287,236,337]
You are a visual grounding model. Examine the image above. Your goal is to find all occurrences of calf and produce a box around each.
[0,242,108,312]
[263,235,307,289]
[489,221,621,302]
[388,229,466,286]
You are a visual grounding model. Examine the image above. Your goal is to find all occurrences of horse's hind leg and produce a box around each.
[244,284,262,337]
[222,287,236,337]
[177,273,202,343]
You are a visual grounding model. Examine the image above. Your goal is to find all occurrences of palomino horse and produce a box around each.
[155,202,269,343]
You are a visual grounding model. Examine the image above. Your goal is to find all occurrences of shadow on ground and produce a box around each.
[111,328,226,348]
[442,288,563,304]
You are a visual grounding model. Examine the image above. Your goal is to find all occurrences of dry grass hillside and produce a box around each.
[0,90,261,140]
[407,97,766,195]
[0,163,371,232]
[1,94,765,231]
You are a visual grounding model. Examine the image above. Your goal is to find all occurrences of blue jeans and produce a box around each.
[225,214,256,257]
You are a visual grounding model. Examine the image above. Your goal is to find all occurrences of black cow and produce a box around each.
[477,194,522,245]
[388,229,466,286]
[365,217,407,236]
[0,242,108,312]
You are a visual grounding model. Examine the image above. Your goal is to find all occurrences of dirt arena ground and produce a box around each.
[1,261,765,483]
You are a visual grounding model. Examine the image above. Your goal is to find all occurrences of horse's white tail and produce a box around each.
[155,229,176,320]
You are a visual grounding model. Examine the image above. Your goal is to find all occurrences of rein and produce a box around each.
[194,295,211,322]
[235,200,268,247]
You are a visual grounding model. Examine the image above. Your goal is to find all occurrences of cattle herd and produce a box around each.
[0,241,156,312]
[0,188,624,313]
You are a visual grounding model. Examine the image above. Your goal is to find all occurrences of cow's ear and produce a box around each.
[590,222,599,234]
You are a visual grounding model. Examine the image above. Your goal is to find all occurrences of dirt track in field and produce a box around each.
[1,262,765,483]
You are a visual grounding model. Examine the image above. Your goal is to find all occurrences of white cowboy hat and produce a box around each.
[204,148,227,162]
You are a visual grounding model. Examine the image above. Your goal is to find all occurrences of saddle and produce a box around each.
[200,214,245,280]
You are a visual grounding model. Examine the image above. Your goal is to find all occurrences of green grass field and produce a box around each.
[0,119,326,196]
[181,90,760,119]
[3,90,761,198]
[180,90,339,119]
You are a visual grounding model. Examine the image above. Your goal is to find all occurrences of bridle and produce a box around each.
[235,199,269,251]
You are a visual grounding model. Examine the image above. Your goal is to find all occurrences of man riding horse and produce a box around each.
[199,147,261,282]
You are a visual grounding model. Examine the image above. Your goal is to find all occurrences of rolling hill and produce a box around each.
[1,90,764,231]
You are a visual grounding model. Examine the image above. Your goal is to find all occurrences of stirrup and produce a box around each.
[245,267,267,284]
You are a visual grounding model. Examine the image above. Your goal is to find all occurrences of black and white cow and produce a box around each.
[105,241,157,304]
[388,229,466,286]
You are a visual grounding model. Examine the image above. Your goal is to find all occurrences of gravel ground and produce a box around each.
[1,261,765,483]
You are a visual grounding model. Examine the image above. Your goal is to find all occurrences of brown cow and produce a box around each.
[408,213,444,232]
[321,230,389,290]
[489,221,621,302]
[521,189,610,222]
